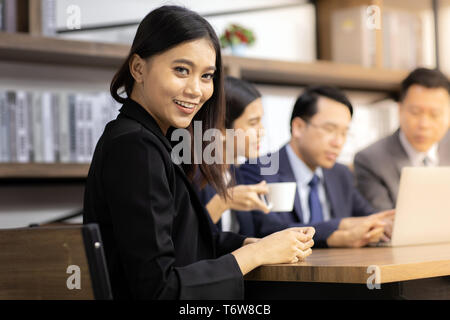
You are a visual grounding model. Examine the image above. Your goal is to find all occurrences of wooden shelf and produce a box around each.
[0,163,90,179]
[223,55,407,91]
[0,32,129,68]
[0,32,408,91]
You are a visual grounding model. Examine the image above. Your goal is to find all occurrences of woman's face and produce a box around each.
[232,98,265,159]
[131,38,216,133]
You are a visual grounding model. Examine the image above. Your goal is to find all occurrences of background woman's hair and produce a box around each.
[110,5,227,197]
[224,76,262,129]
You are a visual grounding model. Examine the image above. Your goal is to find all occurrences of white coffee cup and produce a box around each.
[264,182,297,212]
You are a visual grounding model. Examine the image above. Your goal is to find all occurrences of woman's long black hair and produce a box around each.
[110,5,227,197]
[224,76,262,129]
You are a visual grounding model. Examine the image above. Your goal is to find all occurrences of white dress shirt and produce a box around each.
[220,171,240,232]
[399,130,439,167]
[286,144,331,224]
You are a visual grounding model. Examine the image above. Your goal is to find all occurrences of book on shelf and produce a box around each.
[331,5,376,68]
[2,0,17,32]
[7,91,16,162]
[0,89,120,164]
[68,93,77,163]
[15,90,31,163]
[58,92,70,163]
[41,0,57,37]
[41,92,55,163]
[31,92,43,162]
[331,5,429,70]
[1,0,28,32]
[0,0,4,31]
[383,9,423,70]
[75,93,92,163]
[0,91,9,162]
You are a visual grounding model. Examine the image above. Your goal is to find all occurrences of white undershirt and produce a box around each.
[220,171,240,232]
[399,130,439,167]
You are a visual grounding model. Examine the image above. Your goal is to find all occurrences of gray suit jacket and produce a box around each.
[353,129,450,211]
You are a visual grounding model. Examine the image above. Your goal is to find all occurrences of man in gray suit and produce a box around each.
[354,68,450,211]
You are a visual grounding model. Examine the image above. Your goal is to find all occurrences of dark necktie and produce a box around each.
[422,156,430,167]
[308,174,324,224]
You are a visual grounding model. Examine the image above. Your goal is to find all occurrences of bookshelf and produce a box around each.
[0,32,408,179]
[0,163,89,178]
[0,32,128,68]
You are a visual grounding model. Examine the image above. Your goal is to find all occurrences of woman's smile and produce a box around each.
[173,99,199,114]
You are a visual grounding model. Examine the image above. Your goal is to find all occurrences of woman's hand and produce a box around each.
[253,227,315,265]
[206,181,270,223]
[232,227,315,275]
[243,237,260,246]
[225,181,270,213]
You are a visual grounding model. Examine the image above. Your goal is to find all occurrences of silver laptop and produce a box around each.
[375,167,450,247]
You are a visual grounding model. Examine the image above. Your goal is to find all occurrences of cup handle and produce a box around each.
[259,194,273,211]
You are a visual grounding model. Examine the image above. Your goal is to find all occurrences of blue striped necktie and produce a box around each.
[308,174,324,224]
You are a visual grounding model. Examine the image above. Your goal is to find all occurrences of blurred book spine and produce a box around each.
[382,9,422,70]
[0,0,4,31]
[0,89,120,164]
[41,0,57,36]
[2,0,28,32]
[15,90,31,163]
[7,91,17,161]
[59,92,70,163]
[31,92,43,162]
[3,0,16,32]
[0,91,10,162]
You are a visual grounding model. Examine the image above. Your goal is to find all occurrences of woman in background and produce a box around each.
[83,6,314,300]
[197,76,271,236]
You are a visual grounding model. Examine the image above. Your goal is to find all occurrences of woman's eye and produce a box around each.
[202,73,214,80]
[174,67,189,75]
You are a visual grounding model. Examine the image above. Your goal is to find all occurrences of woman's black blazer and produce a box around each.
[83,98,246,299]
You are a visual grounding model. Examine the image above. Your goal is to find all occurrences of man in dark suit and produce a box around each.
[354,68,450,211]
[240,86,394,248]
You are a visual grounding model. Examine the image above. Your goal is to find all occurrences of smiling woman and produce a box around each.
[128,40,217,132]
[83,5,315,300]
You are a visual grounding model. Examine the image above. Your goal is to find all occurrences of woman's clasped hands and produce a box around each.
[250,227,315,265]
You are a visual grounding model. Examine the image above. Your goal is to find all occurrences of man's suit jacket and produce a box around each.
[195,166,257,237]
[83,98,245,300]
[354,129,450,211]
[239,145,375,247]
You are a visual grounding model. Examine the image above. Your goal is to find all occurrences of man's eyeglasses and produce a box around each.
[305,121,352,140]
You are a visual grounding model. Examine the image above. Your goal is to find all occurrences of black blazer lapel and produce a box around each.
[118,98,173,150]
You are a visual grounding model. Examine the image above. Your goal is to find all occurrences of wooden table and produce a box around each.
[244,243,450,299]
